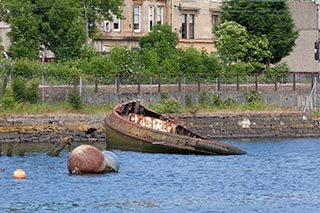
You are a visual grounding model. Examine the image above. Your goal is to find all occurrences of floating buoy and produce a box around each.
[67,145,119,174]
[13,169,26,179]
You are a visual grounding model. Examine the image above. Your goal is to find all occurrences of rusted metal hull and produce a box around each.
[104,100,246,155]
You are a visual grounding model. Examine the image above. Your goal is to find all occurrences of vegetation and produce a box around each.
[0,0,123,60]
[0,1,298,115]
[214,21,271,75]
[219,0,298,64]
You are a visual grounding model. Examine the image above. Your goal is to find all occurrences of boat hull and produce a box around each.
[104,105,246,155]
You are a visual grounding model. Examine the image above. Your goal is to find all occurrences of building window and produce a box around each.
[104,20,110,32]
[189,14,194,39]
[113,15,120,32]
[134,5,141,32]
[181,14,187,39]
[211,15,218,31]
[157,6,164,25]
[181,14,195,39]
[148,6,155,31]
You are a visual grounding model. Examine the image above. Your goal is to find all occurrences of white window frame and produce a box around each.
[134,5,141,32]
[157,6,164,25]
[104,20,110,32]
[148,6,155,31]
[189,14,194,39]
[113,15,120,32]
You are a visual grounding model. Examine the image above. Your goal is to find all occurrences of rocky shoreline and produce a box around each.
[1,112,320,145]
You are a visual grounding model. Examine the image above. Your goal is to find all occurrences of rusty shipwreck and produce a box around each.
[104,100,246,155]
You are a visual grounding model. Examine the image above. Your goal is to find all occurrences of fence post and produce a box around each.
[293,73,296,91]
[237,74,240,91]
[311,73,315,90]
[197,75,201,92]
[255,74,258,91]
[178,75,182,92]
[274,73,278,91]
[94,75,98,93]
[157,74,161,93]
[116,74,120,95]
[217,75,221,91]
[41,75,45,103]
[137,74,141,94]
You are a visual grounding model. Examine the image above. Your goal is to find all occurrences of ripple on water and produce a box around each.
[0,138,320,212]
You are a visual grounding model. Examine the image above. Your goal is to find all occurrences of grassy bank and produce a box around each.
[0,101,297,116]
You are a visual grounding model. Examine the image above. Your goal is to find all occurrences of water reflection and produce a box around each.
[0,138,320,212]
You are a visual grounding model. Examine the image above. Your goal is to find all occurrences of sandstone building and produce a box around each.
[0,1,318,73]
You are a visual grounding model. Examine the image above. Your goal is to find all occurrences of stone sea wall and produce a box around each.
[0,112,320,144]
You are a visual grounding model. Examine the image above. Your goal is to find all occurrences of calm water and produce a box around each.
[0,138,320,212]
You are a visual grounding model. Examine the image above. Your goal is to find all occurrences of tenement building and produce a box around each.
[94,0,222,54]
[0,1,318,73]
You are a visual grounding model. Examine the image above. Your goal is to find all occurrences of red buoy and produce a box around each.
[67,145,106,174]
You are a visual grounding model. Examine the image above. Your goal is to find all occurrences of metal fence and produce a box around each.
[2,72,320,108]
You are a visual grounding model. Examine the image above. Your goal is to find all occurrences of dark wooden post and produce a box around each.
[197,75,201,92]
[311,73,314,89]
[255,74,258,91]
[6,144,13,156]
[137,74,141,94]
[18,145,25,156]
[178,75,182,92]
[217,75,221,91]
[236,74,240,91]
[293,73,296,91]
[157,74,161,93]
[116,74,120,95]
[94,75,98,93]
[274,74,278,91]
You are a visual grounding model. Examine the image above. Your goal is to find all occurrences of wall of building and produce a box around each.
[283,1,318,73]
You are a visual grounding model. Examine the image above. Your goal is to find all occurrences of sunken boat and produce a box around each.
[104,100,246,155]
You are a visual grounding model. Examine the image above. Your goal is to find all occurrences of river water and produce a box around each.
[0,138,319,212]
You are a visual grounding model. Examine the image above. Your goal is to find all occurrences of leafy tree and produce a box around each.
[139,24,179,61]
[106,46,140,76]
[81,0,124,44]
[0,0,124,60]
[214,21,271,75]
[177,47,205,77]
[220,0,298,64]
[0,0,41,59]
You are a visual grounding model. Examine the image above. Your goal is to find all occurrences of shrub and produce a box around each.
[263,62,290,83]
[12,77,28,102]
[67,90,83,110]
[153,96,182,114]
[0,88,16,109]
[245,89,262,109]
[11,77,39,104]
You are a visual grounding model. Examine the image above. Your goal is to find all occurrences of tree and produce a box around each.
[81,0,124,44]
[220,0,298,64]
[139,24,179,61]
[0,0,41,59]
[214,21,271,74]
[0,0,124,60]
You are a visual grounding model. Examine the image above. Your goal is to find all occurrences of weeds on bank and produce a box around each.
[0,89,294,116]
